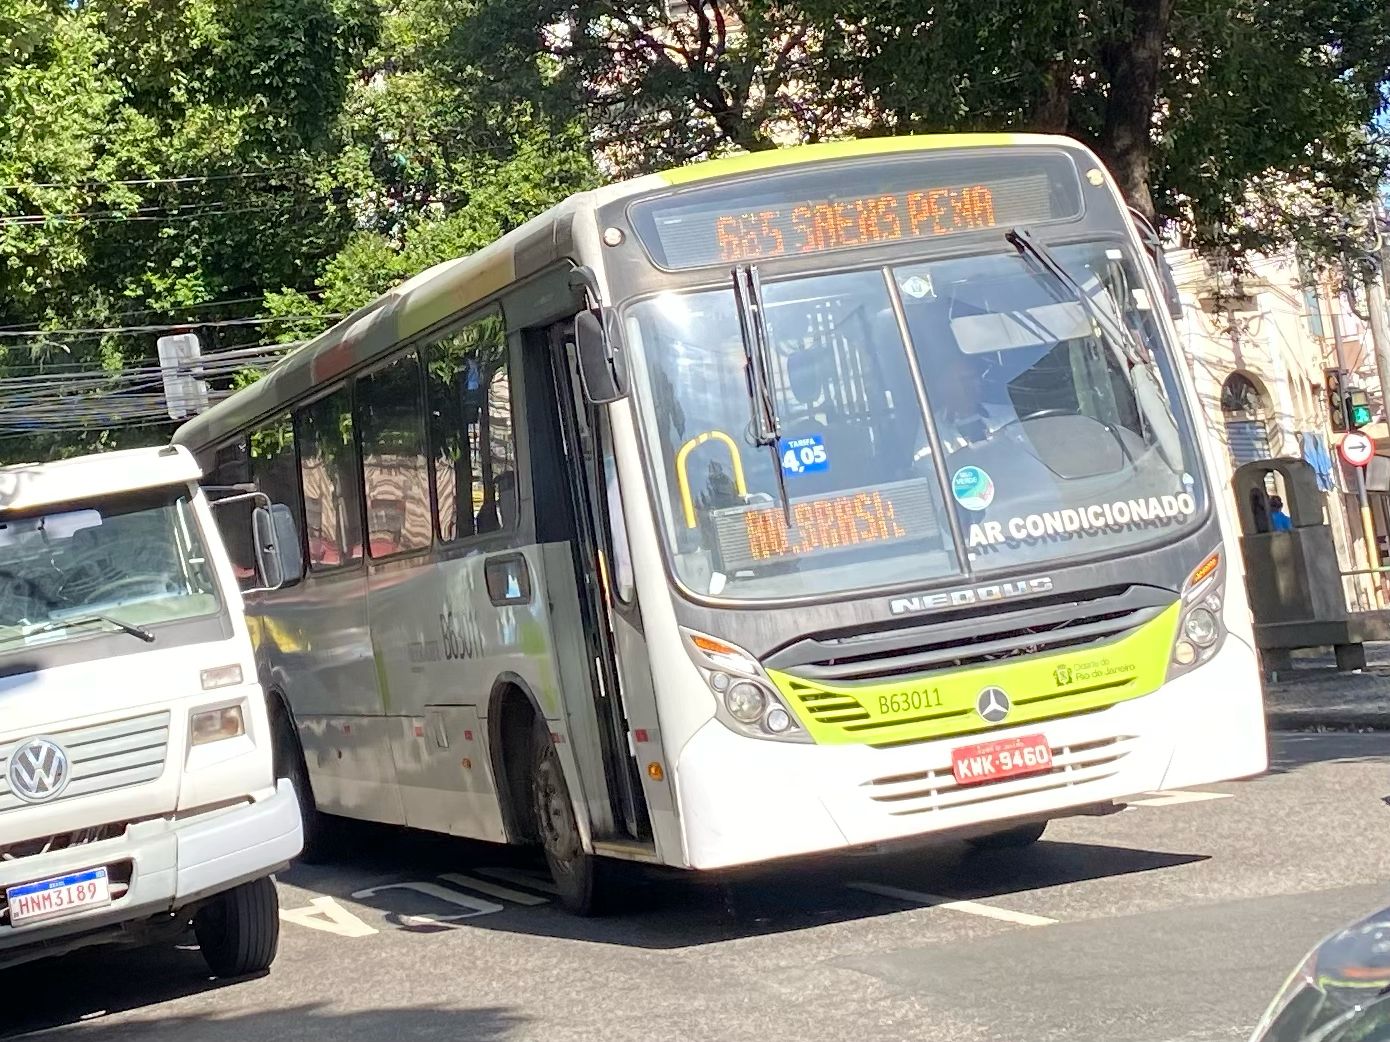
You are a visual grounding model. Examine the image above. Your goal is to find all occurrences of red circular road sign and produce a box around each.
[1339,431,1375,467]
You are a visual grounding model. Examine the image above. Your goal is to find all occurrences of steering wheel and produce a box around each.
[88,574,174,600]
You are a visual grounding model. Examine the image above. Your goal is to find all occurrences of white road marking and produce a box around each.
[475,866,561,895]
[351,881,503,924]
[847,882,1057,926]
[1130,790,1233,807]
[440,872,550,906]
[279,896,379,937]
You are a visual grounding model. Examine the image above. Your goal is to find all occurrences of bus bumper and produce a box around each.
[672,635,1266,870]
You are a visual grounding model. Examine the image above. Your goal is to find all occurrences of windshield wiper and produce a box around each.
[731,264,793,524]
[1005,226,1150,368]
[6,613,155,645]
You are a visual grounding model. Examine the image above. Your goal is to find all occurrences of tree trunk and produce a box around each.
[1031,59,1071,133]
[1096,0,1175,218]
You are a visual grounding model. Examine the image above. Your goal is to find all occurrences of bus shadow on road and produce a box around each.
[310,832,1207,950]
[6,1002,523,1042]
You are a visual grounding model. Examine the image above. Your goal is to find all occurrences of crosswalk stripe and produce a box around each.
[1130,790,1233,807]
[440,872,550,905]
[475,866,561,895]
[847,882,1057,926]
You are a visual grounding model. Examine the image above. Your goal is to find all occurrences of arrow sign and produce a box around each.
[1339,431,1375,467]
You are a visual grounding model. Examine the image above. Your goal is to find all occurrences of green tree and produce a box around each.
[462,0,1389,253]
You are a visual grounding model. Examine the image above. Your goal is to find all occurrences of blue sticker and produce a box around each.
[951,465,995,510]
[779,434,829,477]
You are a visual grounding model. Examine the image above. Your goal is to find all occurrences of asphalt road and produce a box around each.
[5,732,1389,1042]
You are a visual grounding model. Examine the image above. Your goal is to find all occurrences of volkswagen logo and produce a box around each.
[975,686,1011,724]
[7,737,72,804]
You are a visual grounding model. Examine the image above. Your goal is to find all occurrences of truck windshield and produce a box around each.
[624,240,1204,602]
[0,486,221,648]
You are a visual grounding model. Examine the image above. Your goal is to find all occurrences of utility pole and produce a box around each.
[1363,201,1390,430]
[1326,282,1381,607]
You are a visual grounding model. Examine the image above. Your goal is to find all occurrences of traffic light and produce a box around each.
[1347,388,1373,429]
[1327,369,1346,431]
[1325,369,1373,430]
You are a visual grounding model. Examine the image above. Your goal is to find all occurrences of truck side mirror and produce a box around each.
[574,307,628,404]
[251,503,302,591]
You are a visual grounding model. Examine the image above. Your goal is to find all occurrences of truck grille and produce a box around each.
[864,735,1136,815]
[0,823,131,861]
[0,711,171,814]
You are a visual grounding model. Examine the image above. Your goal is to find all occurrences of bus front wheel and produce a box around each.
[964,821,1048,851]
[531,722,607,916]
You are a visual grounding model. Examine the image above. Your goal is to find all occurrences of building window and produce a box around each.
[358,351,432,557]
[296,386,363,569]
[425,313,518,541]
[1221,372,1273,465]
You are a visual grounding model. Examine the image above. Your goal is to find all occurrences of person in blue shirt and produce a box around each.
[1269,494,1293,531]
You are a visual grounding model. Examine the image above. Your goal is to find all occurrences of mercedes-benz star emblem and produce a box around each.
[976,686,1011,724]
[7,737,72,804]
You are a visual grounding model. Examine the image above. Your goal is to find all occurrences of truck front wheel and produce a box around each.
[194,877,281,977]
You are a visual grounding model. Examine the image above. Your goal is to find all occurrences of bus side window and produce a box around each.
[296,386,364,569]
[249,413,306,586]
[207,438,258,588]
[357,350,431,557]
[425,313,517,542]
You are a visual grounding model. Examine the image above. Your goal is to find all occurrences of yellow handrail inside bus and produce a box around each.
[675,430,748,528]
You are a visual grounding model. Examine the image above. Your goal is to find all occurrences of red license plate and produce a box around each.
[951,733,1053,786]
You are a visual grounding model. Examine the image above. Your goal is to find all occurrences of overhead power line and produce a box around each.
[0,169,296,192]
[0,314,340,338]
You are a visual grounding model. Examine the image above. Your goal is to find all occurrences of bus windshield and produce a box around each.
[624,239,1204,602]
[0,487,221,649]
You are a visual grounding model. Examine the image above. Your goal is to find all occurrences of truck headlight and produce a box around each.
[191,705,246,745]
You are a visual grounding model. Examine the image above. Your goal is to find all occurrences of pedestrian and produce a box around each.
[1269,494,1293,531]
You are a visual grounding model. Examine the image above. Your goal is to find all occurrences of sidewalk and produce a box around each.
[1263,644,1390,731]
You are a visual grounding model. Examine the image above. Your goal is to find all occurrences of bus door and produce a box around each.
[536,321,651,844]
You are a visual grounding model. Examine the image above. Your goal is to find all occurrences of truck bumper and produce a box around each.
[0,779,302,969]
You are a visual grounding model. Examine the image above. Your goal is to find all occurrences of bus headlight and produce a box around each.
[725,682,766,723]
[682,629,810,743]
[1169,550,1226,679]
[1183,607,1219,647]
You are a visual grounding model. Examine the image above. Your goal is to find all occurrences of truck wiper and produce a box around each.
[7,613,155,645]
[1005,226,1150,368]
[731,264,793,524]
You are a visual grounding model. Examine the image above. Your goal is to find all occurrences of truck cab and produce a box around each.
[0,445,301,975]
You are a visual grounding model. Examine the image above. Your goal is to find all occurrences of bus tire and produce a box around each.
[194,877,281,978]
[965,821,1048,851]
[531,721,608,916]
[272,708,335,864]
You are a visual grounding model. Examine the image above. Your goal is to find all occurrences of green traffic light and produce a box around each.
[1352,404,1373,427]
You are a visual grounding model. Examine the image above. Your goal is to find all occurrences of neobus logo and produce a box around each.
[888,577,1055,616]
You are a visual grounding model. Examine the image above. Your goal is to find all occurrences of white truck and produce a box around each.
[0,445,302,976]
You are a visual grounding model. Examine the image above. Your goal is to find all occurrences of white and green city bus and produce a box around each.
[173,133,1266,913]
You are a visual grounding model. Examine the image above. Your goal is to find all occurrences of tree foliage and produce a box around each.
[0,0,594,459]
[464,0,1390,253]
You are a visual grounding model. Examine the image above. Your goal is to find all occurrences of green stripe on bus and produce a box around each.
[655,134,1026,187]
[767,601,1180,745]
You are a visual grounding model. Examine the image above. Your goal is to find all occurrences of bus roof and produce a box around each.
[173,132,1088,454]
[0,445,201,514]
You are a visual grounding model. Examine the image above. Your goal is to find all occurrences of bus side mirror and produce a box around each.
[1155,250,1183,321]
[574,307,628,404]
[251,503,302,592]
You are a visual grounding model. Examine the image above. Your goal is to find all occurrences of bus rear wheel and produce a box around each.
[965,821,1048,851]
[531,722,608,916]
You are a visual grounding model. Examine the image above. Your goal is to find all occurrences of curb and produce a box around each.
[1266,711,1389,732]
